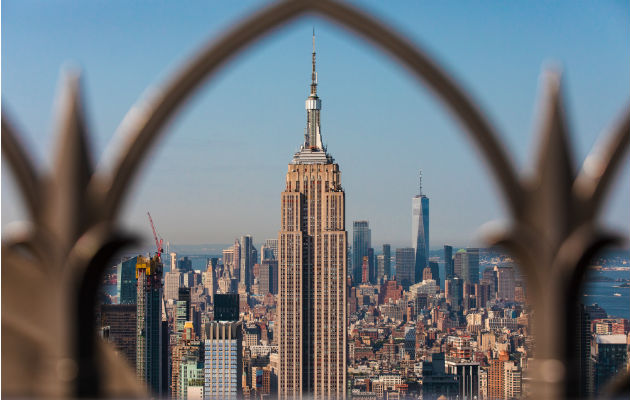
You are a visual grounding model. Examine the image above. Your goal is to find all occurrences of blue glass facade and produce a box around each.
[412,195,430,284]
[119,256,138,305]
[352,221,371,284]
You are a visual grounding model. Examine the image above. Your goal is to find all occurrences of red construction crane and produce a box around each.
[147,212,163,257]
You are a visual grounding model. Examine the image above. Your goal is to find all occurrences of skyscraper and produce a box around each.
[445,359,480,399]
[259,259,278,295]
[263,238,279,261]
[488,351,509,399]
[395,247,415,289]
[203,258,217,303]
[361,256,369,284]
[232,239,241,281]
[444,245,454,280]
[367,247,375,283]
[177,256,192,273]
[376,255,385,284]
[213,294,239,322]
[100,304,137,368]
[171,322,201,399]
[164,270,182,302]
[240,235,255,291]
[412,171,429,284]
[119,256,139,305]
[278,33,347,398]
[352,221,371,284]
[590,334,629,395]
[454,248,480,284]
[572,303,591,398]
[203,321,242,399]
[382,244,391,279]
[135,254,163,394]
[176,287,191,335]
[170,252,177,272]
[427,261,440,287]
[496,266,516,301]
[445,276,463,311]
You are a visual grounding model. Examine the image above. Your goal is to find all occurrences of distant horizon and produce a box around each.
[121,242,630,259]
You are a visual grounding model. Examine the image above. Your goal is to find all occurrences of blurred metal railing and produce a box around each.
[2,0,629,398]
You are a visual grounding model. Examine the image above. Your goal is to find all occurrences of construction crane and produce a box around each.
[147,212,163,258]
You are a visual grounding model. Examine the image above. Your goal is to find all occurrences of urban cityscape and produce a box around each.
[2,2,629,399]
[95,35,630,400]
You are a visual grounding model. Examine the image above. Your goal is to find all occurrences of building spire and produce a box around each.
[293,28,332,164]
[302,29,323,151]
[419,169,423,196]
[311,28,317,96]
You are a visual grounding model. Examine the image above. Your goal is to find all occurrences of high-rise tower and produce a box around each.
[135,254,163,394]
[240,235,254,291]
[412,170,430,284]
[278,32,347,399]
[352,221,371,283]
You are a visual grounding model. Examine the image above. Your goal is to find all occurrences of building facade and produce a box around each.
[444,245,454,280]
[263,238,279,260]
[352,221,371,284]
[382,244,391,280]
[119,256,139,305]
[203,321,242,399]
[496,266,516,301]
[239,235,255,291]
[395,248,415,289]
[100,304,137,368]
[164,271,182,302]
[277,35,347,399]
[445,359,480,400]
[590,334,628,394]
[412,172,429,284]
[453,248,480,284]
[135,254,163,394]
[259,259,278,296]
[213,294,239,322]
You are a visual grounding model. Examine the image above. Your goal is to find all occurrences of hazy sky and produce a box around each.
[2,1,628,249]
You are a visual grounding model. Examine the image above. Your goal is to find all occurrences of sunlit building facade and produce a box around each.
[278,34,347,399]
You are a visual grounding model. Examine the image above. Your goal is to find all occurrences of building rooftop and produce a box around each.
[291,146,334,164]
[595,334,627,344]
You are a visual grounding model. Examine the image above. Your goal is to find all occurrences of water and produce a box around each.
[583,270,629,319]
[163,254,221,272]
[462,263,629,320]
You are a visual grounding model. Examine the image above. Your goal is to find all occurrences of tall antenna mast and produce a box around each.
[311,28,317,94]
[418,169,423,196]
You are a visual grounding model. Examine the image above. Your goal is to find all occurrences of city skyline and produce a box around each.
[2,2,629,398]
[2,1,628,248]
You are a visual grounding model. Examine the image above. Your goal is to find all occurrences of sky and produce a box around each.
[2,0,629,250]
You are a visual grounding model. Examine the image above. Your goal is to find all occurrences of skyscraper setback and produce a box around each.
[277,33,347,398]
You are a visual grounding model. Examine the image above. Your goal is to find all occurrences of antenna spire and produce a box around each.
[300,29,324,153]
[311,28,317,95]
[419,170,423,196]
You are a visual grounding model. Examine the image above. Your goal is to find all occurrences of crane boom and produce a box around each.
[147,212,163,257]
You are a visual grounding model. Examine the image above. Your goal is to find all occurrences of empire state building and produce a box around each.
[278,34,347,399]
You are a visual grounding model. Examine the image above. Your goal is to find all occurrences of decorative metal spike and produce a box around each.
[49,71,95,246]
[1,114,42,221]
[574,106,630,220]
[528,70,576,248]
